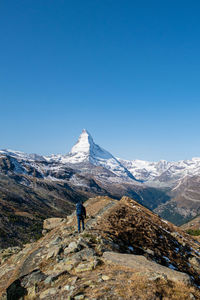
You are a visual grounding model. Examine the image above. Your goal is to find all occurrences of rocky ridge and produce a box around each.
[1,196,200,299]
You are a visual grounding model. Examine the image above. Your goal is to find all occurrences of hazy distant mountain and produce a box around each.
[119,157,200,187]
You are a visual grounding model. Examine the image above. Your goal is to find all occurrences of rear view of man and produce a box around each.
[76,200,86,233]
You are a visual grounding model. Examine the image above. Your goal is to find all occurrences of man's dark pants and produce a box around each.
[77,215,85,233]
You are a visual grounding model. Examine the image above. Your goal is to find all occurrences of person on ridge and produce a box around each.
[76,200,86,233]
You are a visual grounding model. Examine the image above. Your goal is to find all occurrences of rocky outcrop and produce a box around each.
[103,252,191,285]
[0,196,200,299]
[0,246,21,265]
[42,218,66,235]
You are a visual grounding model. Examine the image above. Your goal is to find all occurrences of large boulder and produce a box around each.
[103,252,191,285]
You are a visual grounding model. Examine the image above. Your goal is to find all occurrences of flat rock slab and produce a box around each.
[103,252,191,285]
[43,218,66,230]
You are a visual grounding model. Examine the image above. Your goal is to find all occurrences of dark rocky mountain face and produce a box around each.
[154,175,200,225]
[0,173,76,248]
[0,196,200,299]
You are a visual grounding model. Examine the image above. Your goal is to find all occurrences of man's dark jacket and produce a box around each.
[76,202,86,218]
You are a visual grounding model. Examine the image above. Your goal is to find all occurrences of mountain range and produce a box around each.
[2,129,200,186]
[1,129,200,247]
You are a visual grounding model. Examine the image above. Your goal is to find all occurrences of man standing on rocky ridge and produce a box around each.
[76,200,86,233]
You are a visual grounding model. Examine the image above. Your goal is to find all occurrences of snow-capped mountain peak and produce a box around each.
[69,129,113,161]
[57,129,136,180]
[70,129,96,156]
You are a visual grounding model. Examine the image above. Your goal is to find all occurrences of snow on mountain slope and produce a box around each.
[49,129,136,180]
[119,157,200,186]
[118,159,171,182]
[0,149,45,162]
[2,130,200,187]
[0,131,136,181]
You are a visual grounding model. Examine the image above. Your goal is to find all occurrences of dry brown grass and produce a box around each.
[80,265,200,300]
[113,273,200,300]
[15,211,35,219]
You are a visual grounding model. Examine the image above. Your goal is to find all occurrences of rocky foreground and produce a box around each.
[1,196,200,299]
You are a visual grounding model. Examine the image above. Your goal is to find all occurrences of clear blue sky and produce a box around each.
[1,0,200,161]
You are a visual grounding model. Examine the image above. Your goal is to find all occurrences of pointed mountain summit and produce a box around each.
[64,129,136,180]
[70,129,102,156]
[70,129,113,162]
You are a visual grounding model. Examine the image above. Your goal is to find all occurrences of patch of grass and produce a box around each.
[186,229,200,236]
[81,232,98,244]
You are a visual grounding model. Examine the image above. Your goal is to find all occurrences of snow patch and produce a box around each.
[168,264,177,270]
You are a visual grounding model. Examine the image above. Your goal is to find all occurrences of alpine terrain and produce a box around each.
[0,130,169,248]
[1,196,200,299]
[1,129,200,248]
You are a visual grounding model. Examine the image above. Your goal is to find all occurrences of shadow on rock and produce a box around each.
[7,279,27,300]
